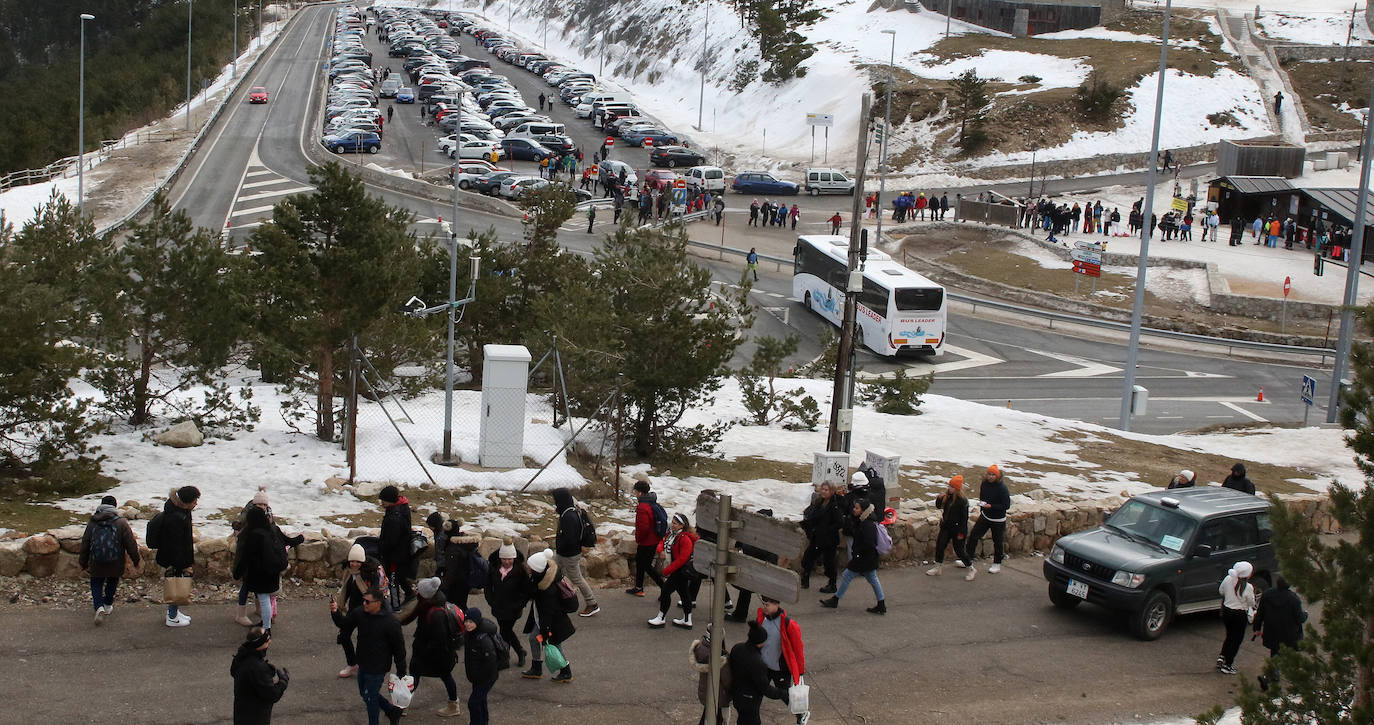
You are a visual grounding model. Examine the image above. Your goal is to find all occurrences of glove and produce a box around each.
[276,666,290,683]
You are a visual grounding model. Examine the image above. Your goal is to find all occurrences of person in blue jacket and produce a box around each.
[965,464,1011,579]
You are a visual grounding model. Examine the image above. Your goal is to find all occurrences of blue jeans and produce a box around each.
[468,682,493,725]
[167,604,179,619]
[256,592,274,630]
[89,576,117,611]
[835,568,884,602]
[357,671,400,725]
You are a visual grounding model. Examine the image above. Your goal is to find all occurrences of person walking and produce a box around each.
[537,92,546,111]
[818,499,886,614]
[80,495,140,626]
[386,105,393,123]
[965,464,1010,578]
[1230,216,1246,246]
[926,475,974,579]
[691,624,728,725]
[439,523,481,612]
[627,477,666,597]
[485,540,530,668]
[749,198,760,227]
[424,512,451,580]
[746,248,759,282]
[713,196,725,225]
[729,622,789,725]
[789,204,800,230]
[552,487,599,617]
[1274,91,1283,115]
[379,485,416,608]
[1252,575,1306,691]
[940,193,949,220]
[520,548,576,683]
[649,513,701,629]
[586,204,596,233]
[232,505,289,635]
[400,577,463,718]
[1222,462,1256,494]
[799,482,841,594]
[756,595,807,724]
[828,212,842,235]
[462,607,502,725]
[334,545,391,679]
[1217,561,1257,675]
[231,626,289,725]
[152,485,199,628]
[332,588,408,725]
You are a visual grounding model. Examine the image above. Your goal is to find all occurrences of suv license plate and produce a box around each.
[1066,579,1089,599]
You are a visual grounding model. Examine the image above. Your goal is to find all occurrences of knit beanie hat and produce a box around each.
[465,607,483,622]
[252,487,269,506]
[100,495,117,506]
[347,543,366,563]
[1179,469,1195,483]
[425,511,445,530]
[672,512,690,527]
[746,621,768,646]
[986,464,1000,478]
[379,485,400,503]
[949,475,964,491]
[417,576,442,599]
[528,548,554,573]
[498,541,517,559]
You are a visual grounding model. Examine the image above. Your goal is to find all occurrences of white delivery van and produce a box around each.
[685,166,725,193]
[507,121,567,139]
[803,168,856,195]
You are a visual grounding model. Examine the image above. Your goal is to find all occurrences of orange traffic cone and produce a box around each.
[1257,387,1264,402]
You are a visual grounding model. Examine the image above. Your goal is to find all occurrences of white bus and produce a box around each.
[792,234,947,357]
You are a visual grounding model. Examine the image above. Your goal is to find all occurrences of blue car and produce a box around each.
[626,129,680,148]
[395,87,416,103]
[321,130,381,154]
[731,171,799,195]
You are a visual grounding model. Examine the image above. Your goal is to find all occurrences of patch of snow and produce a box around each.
[912,49,1091,88]
[1035,27,1204,50]
[1256,10,1374,45]
[0,177,80,228]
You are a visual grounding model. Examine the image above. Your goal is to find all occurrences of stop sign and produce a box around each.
[1284,276,1292,297]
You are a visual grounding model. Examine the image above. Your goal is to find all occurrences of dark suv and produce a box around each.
[1043,487,1276,640]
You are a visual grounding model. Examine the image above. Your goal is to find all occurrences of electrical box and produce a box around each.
[1130,385,1148,416]
[812,451,849,487]
[479,344,532,468]
[864,448,901,490]
[848,270,863,293]
[836,408,853,431]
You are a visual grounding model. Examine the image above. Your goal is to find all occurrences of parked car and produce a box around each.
[452,162,510,189]
[803,168,856,195]
[643,169,679,192]
[626,129,679,148]
[321,130,381,154]
[248,86,269,103]
[499,138,557,162]
[597,159,638,189]
[683,165,725,191]
[474,170,521,195]
[1043,488,1278,640]
[650,146,707,169]
[499,175,546,199]
[731,171,798,195]
[453,140,504,161]
[395,87,416,103]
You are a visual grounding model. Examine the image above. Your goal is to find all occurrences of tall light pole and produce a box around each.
[697,6,709,131]
[78,13,94,217]
[232,0,238,78]
[441,89,465,464]
[875,29,895,246]
[1028,144,1037,199]
[1326,71,1374,423]
[1117,0,1172,432]
[186,0,194,131]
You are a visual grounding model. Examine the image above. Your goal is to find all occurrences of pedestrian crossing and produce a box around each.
[223,154,315,248]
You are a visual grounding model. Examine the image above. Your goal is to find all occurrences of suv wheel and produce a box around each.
[1130,590,1173,640]
[666,159,677,168]
[1047,583,1081,609]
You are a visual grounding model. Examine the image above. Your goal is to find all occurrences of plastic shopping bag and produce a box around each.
[385,673,415,708]
[543,642,569,671]
[788,676,810,715]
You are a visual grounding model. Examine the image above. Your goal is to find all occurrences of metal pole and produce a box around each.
[233,0,238,77]
[348,337,359,483]
[877,29,895,248]
[1326,69,1374,423]
[946,0,952,38]
[186,0,193,131]
[1117,0,1172,432]
[1028,147,1036,199]
[613,374,623,499]
[705,493,733,721]
[697,5,708,130]
[442,123,461,461]
[78,13,94,217]
[827,93,872,452]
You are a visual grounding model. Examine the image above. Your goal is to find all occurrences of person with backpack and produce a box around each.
[335,545,391,679]
[150,485,199,628]
[232,506,289,635]
[79,495,140,626]
[1222,462,1256,495]
[799,483,842,595]
[649,512,701,630]
[378,485,416,608]
[756,595,807,724]
[627,476,666,597]
[520,548,575,683]
[439,522,482,611]
[485,540,530,669]
[424,512,450,579]
[399,577,463,718]
[965,464,1011,578]
[331,588,408,725]
[552,487,599,617]
[231,626,289,724]
[231,488,302,627]
[462,607,503,725]
[818,499,885,614]
[729,622,789,725]
[1252,574,1307,691]
[691,623,728,725]
[926,475,974,580]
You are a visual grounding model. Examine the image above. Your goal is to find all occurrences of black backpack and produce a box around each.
[441,603,465,653]
[485,630,511,670]
[90,518,123,565]
[466,550,489,590]
[578,508,597,548]
[145,512,165,549]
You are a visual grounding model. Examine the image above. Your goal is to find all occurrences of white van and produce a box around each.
[507,121,566,139]
[803,168,856,195]
[575,92,619,118]
[685,166,725,193]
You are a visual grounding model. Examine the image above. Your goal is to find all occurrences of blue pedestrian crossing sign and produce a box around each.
[1301,375,1317,405]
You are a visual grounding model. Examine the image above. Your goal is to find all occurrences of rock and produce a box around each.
[606,556,630,579]
[296,540,326,562]
[352,481,386,498]
[24,552,58,577]
[324,476,348,493]
[154,420,204,448]
[23,534,59,556]
[198,537,230,556]
[0,540,26,577]
[479,537,502,558]
[54,551,82,578]
[325,536,352,565]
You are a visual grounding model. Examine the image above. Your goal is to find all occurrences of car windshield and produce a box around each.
[1105,500,1196,552]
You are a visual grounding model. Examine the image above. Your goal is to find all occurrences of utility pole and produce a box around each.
[186,0,194,131]
[876,29,895,251]
[827,93,872,452]
[697,5,709,131]
[232,0,238,78]
[441,92,465,463]
[1326,70,1374,423]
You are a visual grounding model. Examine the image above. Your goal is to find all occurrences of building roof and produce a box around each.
[1213,176,1294,195]
[1301,188,1361,225]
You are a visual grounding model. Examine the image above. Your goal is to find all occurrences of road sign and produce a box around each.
[1284,276,1292,297]
[1301,375,1317,405]
[1070,246,1102,277]
[604,137,615,148]
[695,491,807,557]
[806,112,834,127]
[673,179,687,189]
[1170,196,1188,212]
[691,539,801,604]
[1074,241,1103,252]
[1071,260,1102,277]
[643,138,654,147]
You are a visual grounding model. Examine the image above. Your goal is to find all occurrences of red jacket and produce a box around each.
[634,498,661,547]
[755,609,806,684]
[915,196,928,209]
[657,530,697,576]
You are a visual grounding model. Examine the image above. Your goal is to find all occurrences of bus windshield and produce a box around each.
[895,288,943,311]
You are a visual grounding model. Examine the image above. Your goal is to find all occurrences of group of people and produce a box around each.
[748,198,802,229]
[889,191,948,222]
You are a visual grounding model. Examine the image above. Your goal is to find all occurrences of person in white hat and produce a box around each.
[484,540,530,669]
[1168,469,1197,489]
[521,548,576,683]
[1217,560,1257,674]
[334,543,391,679]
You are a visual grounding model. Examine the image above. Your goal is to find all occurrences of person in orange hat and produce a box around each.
[966,465,1011,577]
[926,475,973,580]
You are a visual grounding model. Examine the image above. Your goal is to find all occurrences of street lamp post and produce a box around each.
[78,13,94,217]
[186,0,194,131]
[1028,144,1037,200]
[232,0,238,78]
[875,29,895,245]
[697,6,709,131]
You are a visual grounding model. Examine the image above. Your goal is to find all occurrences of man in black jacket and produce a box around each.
[463,607,502,725]
[799,484,842,594]
[966,465,1011,578]
[231,626,288,724]
[155,485,199,627]
[1222,463,1256,495]
[728,622,788,725]
[379,485,416,609]
[552,487,599,617]
[1253,575,1307,691]
[332,589,409,725]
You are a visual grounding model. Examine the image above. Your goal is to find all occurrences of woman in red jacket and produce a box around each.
[648,513,700,630]
[755,595,807,724]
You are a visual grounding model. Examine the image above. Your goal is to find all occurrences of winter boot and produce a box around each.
[552,665,573,684]
[672,613,693,629]
[818,581,837,594]
[965,567,977,582]
[818,596,839,609]
[925,565,942,576]
[648,611,667,628]
[515,648,526,669]
[521,661,543,680]
[234,604,253,627]
[436,701,461,717]
[866,600,887,615]
[800,573,810,590]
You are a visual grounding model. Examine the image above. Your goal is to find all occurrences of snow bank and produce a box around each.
[1256,10,1374,45]
[912,49,1091,88]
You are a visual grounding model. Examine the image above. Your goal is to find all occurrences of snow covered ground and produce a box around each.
[1255,9,1374,45]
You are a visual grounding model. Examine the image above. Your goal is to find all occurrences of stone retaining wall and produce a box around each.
[0,494,1339,584]
[1274,45,1374,62]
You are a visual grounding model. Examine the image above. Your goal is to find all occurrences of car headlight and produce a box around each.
[1111,571,1146,588]
[1050,544,1065,564]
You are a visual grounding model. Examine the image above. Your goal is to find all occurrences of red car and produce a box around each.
[248,86,269,104]
[644,169,678,192]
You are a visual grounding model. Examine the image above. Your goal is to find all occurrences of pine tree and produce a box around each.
[246,162,421,442]
[950,69,991,151]
[1232,304,1374,723]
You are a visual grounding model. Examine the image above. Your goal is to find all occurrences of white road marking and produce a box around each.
[229,204,278,218]
[237,185,315,202]
[1219,401,1268,422]
[1030,349,1122,378]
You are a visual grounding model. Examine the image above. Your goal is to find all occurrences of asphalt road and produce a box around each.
[0,557,1260,724]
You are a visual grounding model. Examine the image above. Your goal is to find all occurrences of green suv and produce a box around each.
[1043,487,1276,640]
